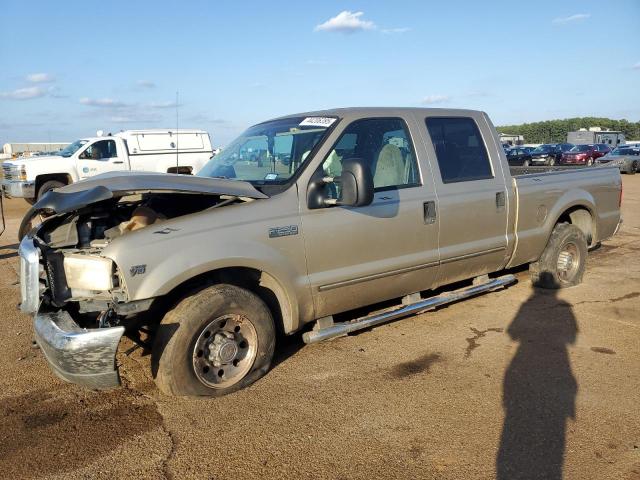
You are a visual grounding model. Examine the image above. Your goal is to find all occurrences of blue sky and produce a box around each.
[1,0,638,146]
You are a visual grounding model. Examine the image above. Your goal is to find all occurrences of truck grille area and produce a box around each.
[2,164,18,181]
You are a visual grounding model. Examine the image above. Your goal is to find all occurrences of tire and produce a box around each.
[523,159,530,167]
[152,284,276,397]
[37,180,64,200]
[632,161,639,174]
[586,157,593,166]
[548,158,556,166]
[529,223,587,289]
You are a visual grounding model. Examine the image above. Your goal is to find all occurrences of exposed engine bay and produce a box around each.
[31,192,248,333]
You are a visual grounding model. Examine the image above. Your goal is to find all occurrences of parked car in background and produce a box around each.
[561,144,599,166]
[530,143,574,166]
[506,146,533,166]
[596,145,640,174]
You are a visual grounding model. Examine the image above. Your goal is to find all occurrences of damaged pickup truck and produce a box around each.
[18,108,623,397]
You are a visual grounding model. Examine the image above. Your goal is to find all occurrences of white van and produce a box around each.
[1,129,213,202]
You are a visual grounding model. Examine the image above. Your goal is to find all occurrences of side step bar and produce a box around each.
[302,274,517,344]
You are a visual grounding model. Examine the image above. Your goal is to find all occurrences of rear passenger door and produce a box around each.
[420,114,510,287]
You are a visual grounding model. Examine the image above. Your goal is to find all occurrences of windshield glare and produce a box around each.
[198,117,335,184]
[570,145,591,152]
[60,139,89,158]
[532,145,553,153]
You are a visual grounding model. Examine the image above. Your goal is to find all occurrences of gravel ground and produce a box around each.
[0,176,638,480]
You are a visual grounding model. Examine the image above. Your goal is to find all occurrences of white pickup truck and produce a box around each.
[1,129,213,202]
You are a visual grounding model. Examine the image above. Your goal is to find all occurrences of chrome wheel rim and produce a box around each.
[192,314,258,389]
[557,242,580,282]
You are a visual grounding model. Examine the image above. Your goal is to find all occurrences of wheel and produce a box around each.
[548,158,556,166]
[523,159,530,167]
[152,284,276,397]
[529,223,587,289]
[37,180,64,200]
[632,160,639,174]
[586,157,593,166]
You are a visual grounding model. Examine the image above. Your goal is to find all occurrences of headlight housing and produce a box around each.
[3,164,27,181]
[63,254,114,291]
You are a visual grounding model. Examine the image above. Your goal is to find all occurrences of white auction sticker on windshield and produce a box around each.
[299,117,336,128]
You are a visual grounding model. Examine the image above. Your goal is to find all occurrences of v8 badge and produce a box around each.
[130,264,146,276]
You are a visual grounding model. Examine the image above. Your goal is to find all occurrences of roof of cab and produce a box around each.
[270,107,486,123]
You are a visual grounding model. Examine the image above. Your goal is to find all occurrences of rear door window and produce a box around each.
[425,117,493,183]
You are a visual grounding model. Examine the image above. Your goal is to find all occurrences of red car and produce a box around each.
[561,144,611,166]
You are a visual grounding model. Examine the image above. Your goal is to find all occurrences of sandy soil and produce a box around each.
[0,176,638,480]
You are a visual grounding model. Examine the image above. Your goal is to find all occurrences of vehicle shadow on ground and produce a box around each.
[0,243,19,260]
[497,286,578,480]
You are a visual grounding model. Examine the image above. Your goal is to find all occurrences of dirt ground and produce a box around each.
[0,177,639,480]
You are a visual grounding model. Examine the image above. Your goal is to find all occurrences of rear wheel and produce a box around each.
[632,160,639,174]
[529,223,587,289]
[152,284,276,397]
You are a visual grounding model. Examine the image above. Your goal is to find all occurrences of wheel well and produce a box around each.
[158,267,288,335]
[166,166,193,175]
[35,173,71,195]
[556,206,595,246]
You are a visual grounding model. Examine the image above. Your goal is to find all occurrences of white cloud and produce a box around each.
[381,27,411,34]
[147,100,181,109]
[552,13,591,24]
[80,97,128,108]
[26,73,55,83]
[422,95,451,105]
[136,80,156,88]
[315,11,376,34]
[0,86,48,100]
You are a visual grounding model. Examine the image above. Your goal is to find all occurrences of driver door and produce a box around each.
[299,116,440,318]
[76,139,127,179]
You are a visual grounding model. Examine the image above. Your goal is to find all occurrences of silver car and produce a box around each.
[596,146,640,174]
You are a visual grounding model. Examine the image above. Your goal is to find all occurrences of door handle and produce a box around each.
[496,191,506,210]
[423,201,436,224]
[113,161,124,164]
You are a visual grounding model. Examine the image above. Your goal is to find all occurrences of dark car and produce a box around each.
[530,143,574,166]
[506,147,533,166]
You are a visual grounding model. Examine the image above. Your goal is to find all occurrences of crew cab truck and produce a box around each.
[18,108,622,397]
[2,129,212,203]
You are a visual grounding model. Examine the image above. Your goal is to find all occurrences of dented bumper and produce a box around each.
[33,309,125,389]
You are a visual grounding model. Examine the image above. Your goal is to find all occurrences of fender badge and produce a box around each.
[269,225,299,238]
[130,265,146,276]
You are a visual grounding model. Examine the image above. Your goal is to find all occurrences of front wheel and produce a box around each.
[523,159,530,167]
[152,284,276,397]
[586,157,593,166]
[631,160,639,174]
[548,158,556,166]
[529,223,587,289]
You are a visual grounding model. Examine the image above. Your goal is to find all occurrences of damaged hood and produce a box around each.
[32,171,268,214]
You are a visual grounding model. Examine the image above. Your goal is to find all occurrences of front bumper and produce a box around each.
[34,309,125,389]
[1,179,35,198]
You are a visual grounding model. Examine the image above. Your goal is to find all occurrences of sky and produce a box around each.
[1,0,639,147]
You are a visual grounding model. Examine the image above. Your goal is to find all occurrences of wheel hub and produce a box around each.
[207,332,238,367]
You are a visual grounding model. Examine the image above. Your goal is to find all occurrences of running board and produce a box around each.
[302,274,517,344]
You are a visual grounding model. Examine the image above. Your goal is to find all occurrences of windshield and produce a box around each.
[532,145,553,153]
[198,116,336,184]
[59,139,89,158]
[569,145,592,152]
[611,147,640,156]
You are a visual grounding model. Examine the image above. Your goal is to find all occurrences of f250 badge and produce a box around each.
[269,225,299,238]
[130,265,147,276]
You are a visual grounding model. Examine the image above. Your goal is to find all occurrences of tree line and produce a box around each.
[496,117,640,144]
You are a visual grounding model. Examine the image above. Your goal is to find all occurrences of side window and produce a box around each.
[425,117,493,183]
[82,140,117,160]
[320,117,420,191]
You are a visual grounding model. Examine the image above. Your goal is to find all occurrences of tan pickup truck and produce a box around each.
[18,108,622,397]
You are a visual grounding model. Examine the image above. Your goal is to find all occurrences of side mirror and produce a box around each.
[334,158,374,207]
[307,158,374,209]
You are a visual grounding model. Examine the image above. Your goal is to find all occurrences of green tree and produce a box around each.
[497,118,640,144]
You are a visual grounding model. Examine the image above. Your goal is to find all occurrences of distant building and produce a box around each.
[567,128,625,147]
[2,142,69,159]
[499,133,524,146]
